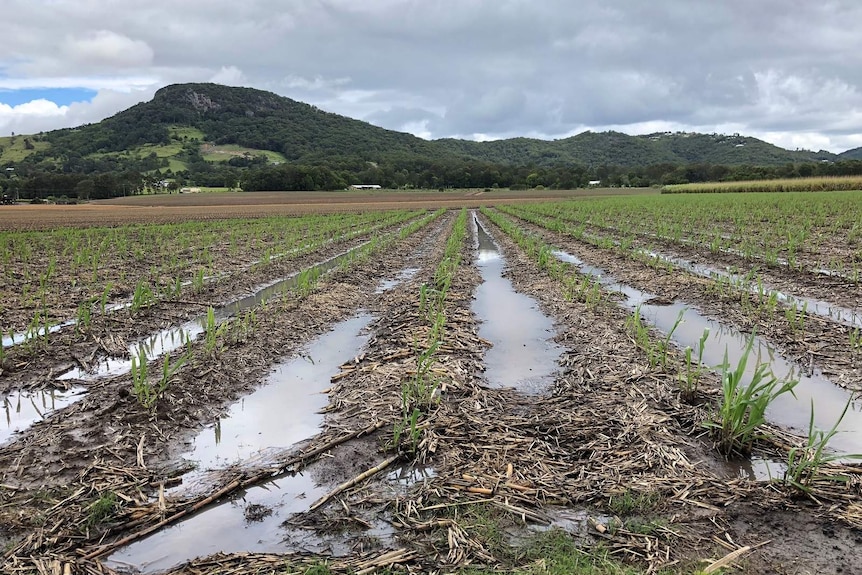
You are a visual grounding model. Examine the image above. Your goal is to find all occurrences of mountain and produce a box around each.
[838,147,862,161]
[0,83,845,172]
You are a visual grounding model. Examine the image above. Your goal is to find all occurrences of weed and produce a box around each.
[784,399,862,491]
[704,335,798,456]
[86,492,117,528]
[607,490,660,516]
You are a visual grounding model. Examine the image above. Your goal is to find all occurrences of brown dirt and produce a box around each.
[508,213,862,392]
[0,189,653,231]
[1,204,861,575]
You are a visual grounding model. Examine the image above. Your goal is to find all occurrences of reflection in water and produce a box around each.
[1,387,86,445]
[107,313,376,573]
[473,217,562,393]
[552,248,862,456]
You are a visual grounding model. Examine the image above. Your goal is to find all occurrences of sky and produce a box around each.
[2,0,862,153]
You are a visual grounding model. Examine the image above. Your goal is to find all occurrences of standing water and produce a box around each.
[472,217,562,392]
[552,249,862,456]
[1,387,86,445]
[107,313,376,572]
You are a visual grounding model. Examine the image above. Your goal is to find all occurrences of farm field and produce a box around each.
[0,188,651,231]
[1,192,862,575]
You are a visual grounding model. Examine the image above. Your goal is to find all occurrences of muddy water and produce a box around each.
[376,267,420,293]
[552,249,862,456]
[58,245,367,382]
[106,314,376,572]
[473,218,562,392]
[107,473,329,573]
[0,387,86,445]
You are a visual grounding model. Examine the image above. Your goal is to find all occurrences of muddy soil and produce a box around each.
[3,208,862,575]
[466,212,862,575]
[510,213,862,393]
[580,219,862,317]
[0,214,418,384]
[0,218,415,391]
[0,212,453,572]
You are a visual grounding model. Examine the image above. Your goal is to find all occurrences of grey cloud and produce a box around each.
[0,0,861,151]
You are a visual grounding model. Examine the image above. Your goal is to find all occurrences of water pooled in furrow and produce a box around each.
[639,248,862,329]
[58,245,367,382]
[106,313,378,573]
[552,249,862,456]
[473,218,562,392]
[0,387,86,446]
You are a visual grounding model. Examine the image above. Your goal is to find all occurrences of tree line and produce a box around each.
[5,155,862,200]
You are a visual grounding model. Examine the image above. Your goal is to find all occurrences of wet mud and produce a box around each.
[3,208,862,575]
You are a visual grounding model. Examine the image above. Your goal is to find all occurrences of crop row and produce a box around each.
[481,207,858,490]
[503,201,857,322]
[662,175,862,194]
[520,192,862,278]
[0,209,423,338]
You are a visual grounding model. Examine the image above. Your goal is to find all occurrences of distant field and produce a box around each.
[0,135,49,163]
[0,188,650,230]
[201,143,287,163]
[662,175,862,193]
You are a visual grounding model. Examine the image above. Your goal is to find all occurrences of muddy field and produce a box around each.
[1,194,862,575]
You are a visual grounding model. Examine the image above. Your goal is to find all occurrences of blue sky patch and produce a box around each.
[0,87,97,107]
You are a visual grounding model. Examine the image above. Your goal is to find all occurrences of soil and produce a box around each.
[510,214,862,392]
[1,204,861,575]
[0,188,652,231]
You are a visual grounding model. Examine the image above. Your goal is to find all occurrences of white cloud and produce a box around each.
[0,88,156,136]
[0,0,861,151]
[210,66,246,86]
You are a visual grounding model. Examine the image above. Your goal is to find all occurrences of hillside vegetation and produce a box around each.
[2,83,862,198]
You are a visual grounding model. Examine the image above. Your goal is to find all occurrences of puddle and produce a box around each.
[58,245,369,382]
[726,456,788,482]
[107,472,329,573]
[552,249,862,456]
[181,314,373,476]
[376,267,420,293]
[1,387,87,445]
[386,463,436,487]
[106,313,379,572]
[2,319,77,349]
[472,218,563,393]
[640,249,862,329]
[507,507,613,546]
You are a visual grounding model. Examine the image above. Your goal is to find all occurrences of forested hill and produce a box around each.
[28,83,837,167]
[42,83,447,163]
[4,83,860,198]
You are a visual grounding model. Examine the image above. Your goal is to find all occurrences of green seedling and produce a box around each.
[784,399,862,491]
[704,335,798,456]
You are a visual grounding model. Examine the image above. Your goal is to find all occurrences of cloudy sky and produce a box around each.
[2,0,862,152]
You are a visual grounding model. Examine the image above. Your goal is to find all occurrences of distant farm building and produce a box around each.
[349,184,382,190]
[180,187,202,193]
[588,180,602,186]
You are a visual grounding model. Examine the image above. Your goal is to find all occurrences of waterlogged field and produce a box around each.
[1,191,862,575]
